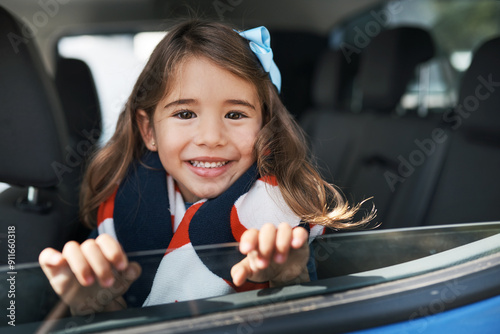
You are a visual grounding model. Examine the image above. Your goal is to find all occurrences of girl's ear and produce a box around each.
[137,109,157,151]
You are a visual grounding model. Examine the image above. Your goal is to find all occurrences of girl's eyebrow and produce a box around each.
[164,99,197,109]
[225,99,256,110]
[164,98,256,110]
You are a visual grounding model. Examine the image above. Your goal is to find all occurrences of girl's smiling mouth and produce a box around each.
[186,159,234,178]
[190,160,229,168]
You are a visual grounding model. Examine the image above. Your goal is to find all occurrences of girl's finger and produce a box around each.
[257,223,277,268]
[39,248,66,279]
[274,223,292,264]
[231,258,252,287]
[291,227,309,249]
[95,234,128,271]
[239,228,259,254]
[80,239,115,288]
[62,241,95,287]
[39,247,64,267]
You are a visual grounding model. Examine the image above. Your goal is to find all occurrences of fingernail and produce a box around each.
[234,267,244,279]
[125,265,138,279]
[240,242,252,253]
[257,257,267,268]
[103,277,114,288]
[50,253,62,265]
[292,238,302,248]
[233,271,243,287]
[85,275,95,286]
[274,253,285,263]
[117,261,127,271]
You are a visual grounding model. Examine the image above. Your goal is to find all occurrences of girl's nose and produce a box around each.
[194,115,227,147]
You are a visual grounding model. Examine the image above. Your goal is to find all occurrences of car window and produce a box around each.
[58,32,166,145]
[2,222,500,332]
[329,0,500,115]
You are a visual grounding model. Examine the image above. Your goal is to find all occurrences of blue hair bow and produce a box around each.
[237,26,282,93]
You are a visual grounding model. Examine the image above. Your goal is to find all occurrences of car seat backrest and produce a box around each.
[310,49,359,112]
[300,48,364,185]
[271,30,328,119]
[359,26,435,113]
[0,7,70,188]
[54,57,102,187]
[302,26,440,229]
[340,27,442,228]
[458,37,500,139]
[55,57,102,153]
[0,6,81,263]
[424,36,500,226]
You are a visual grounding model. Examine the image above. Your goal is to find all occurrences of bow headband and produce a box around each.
[237,26,282,93]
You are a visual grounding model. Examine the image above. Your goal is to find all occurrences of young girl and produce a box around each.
[39,20,373,315]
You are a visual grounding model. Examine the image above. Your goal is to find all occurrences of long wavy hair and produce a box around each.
[80,19,375,229]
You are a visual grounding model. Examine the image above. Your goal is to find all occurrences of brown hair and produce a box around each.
[80,19,375,229]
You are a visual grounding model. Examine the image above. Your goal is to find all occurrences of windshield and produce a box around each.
[2,222,500,333]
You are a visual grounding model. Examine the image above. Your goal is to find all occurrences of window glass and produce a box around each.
[0,183,8,194]
[2,222,499,332]
[57,32,166,145]
[330,0,500,113]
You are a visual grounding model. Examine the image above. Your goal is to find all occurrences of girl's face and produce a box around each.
[138,56,263,202]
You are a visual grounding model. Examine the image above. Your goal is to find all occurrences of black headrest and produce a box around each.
[459,36,500,134]
[55,58,102,147]
[311,50,358,110]
[0,6,69,188]
[359,26,435,112]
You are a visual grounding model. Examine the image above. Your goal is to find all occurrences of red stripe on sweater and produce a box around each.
[165,201,204,254]
[259,175,278,186]
[97,188,118,227]
[230,206,246,242]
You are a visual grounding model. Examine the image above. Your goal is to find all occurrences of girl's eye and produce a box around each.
[225,112,246,120]
[174,110,196,119]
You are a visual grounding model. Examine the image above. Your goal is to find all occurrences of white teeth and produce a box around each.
[190,160,228,168]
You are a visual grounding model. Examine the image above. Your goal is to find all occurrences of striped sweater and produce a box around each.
[94,152,324,307]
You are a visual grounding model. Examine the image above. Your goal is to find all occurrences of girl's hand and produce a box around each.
[231,223,310,287]
[39,234,141,316]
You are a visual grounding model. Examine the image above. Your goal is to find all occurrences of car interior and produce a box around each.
[1,0,499,261]
[0,0,499,332]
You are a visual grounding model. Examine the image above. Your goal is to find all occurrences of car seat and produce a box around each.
[424,36,500,225]
[55,57,102,159]
[302,26,439,228]
[0,6,80,263]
